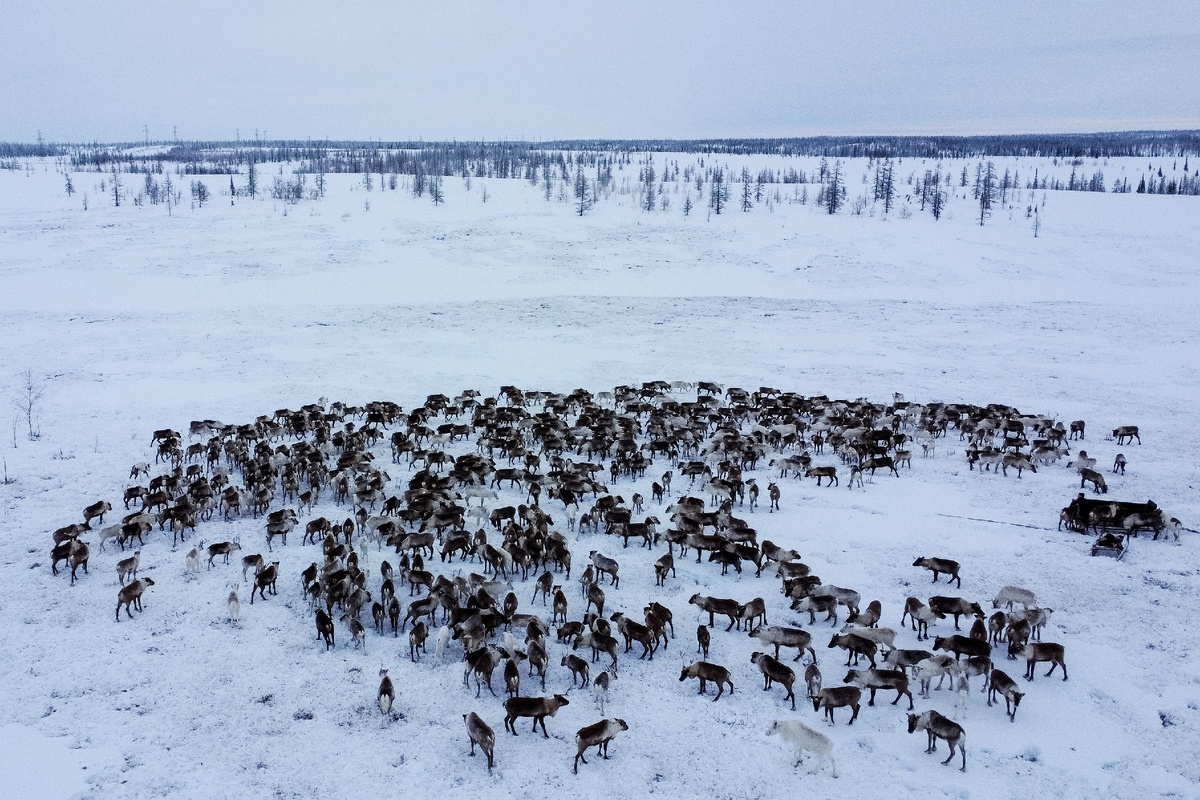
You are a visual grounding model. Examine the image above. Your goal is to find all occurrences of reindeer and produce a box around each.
[227,585,240,623]
[83,500,112,526]
[586,583,606,618]
[316,609,335,650]
[378,667,395,719]
[502,649,525,697]
[828,632,877,667]
[1079,467,1108,494]
[207,540,241,569]
[463,712,495,770]
[611,612,657,660]
[115,577,155,621]
[1111,425,1140,445]
[1021,643,1067,681]
[812,686,861,725]
[688,594,741,631]
[117,551,140,585]
[250,561,279,603]
[767,482,781,512]
[751,652,797,709]
[844,668,914,710]
[502,694,570,737]
[1112,453,1127,474]
[573,629,619,669]
[562,653,591,687]
[696,624,710,659]
[409,620,428,661]
[804,663,822,699]
[767,720,838,777]
[848,600,882,628]
[1001,453,1037,477]
[928,597,983,631]
[573,718,629,774]
[593,670,616,714]
[242,553,266,582]
[902,597,940,642]
[748,625,817,663]
[992,586,1036,610]
[912,557,961,588]
[805,466,838,487]
[67,540,90,585]
[589,551,620,588]
[653,552,675,586]
[907,710,966,771]
[986,668,1024,720]
[679,661,734,701]
[933,634,989,661]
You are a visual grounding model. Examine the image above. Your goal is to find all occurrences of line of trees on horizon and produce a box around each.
[3,129,1200,164]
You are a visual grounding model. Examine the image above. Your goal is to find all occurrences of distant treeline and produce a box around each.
[2,129,1200,164]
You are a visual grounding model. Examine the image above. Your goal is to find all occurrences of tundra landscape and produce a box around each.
[0,141,1198,800]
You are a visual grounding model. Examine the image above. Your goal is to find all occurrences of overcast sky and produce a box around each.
[3,0,1197,142]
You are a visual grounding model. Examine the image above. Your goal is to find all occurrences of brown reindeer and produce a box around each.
[463,712,495,770]
[679,661,734,701]
[908,710,966,770]
[573,718,628,774]
[116,577,155,621]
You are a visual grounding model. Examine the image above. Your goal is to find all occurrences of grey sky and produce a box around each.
[3,0,1197,142]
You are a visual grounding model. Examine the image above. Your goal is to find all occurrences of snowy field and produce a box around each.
[1,155,1198,799]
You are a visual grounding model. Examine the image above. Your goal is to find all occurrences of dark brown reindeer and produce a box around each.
[502,694,570,738]
[116,577,155,621]
[913,557,961,588]
[908,710,966,771]
[812,686,861,725]
[751,652,797,709]
[679,661,735,701]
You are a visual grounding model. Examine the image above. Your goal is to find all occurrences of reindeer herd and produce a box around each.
[41,383,1179,777]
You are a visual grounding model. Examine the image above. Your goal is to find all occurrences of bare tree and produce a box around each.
[12,369,44,441]
[111,168,123,207]
[740,167,753,212]
[430,175,444,205]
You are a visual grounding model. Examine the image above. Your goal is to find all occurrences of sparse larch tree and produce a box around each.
[880,159,896,214]
[430,174,444,205]
[825,160,845,214]
[709,168,728,214]
[642,160,656,212]
[740,167,753,212]
[978,160,997,225]
[930,172,946,220]
[573,167,593,216]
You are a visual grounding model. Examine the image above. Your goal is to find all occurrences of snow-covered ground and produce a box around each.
[0,156,1197,799]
